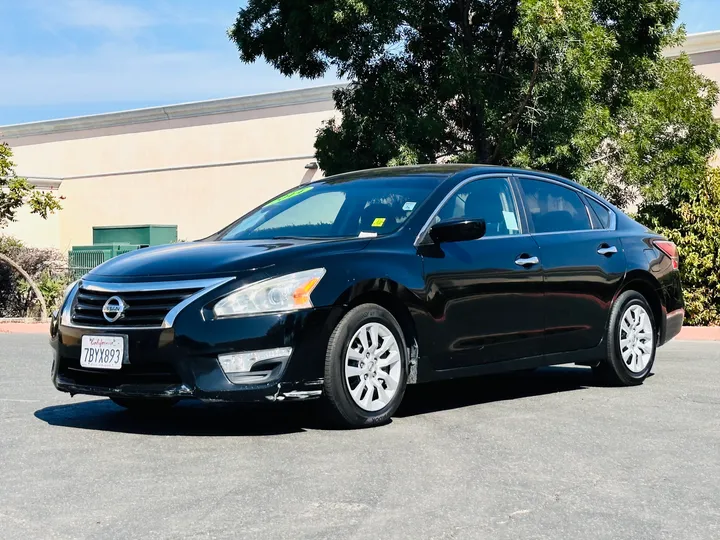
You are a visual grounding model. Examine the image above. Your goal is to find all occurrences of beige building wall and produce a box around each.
[3,31,720,252]
[57,159,319,247]
[1,86,339,251]
[3,202,60,249]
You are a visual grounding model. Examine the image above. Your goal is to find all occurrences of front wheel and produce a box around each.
[323,304,408,428]
[594,290,657,386]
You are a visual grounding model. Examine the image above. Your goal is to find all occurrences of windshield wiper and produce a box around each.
[269,235,354,241]
[270,235,323,240]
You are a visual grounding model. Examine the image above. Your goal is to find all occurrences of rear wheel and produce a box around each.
[594,290,657,386]
[110,397,177,413]
[323,304,408,428]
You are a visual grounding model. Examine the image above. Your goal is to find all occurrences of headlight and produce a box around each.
[60,280,79,309]
[213,268,326,318]
[58,280,80,327]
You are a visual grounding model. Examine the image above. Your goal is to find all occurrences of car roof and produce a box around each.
[319,164,478,183]
[321,164,584,190]
[326,164,618,209]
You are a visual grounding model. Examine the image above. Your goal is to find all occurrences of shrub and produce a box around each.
[637,168,720,326]
[0,235,69,318]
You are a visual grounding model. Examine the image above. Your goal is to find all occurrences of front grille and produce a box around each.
[71,286,202,327]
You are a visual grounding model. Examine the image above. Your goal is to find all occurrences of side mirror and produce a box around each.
[428,219,486,244]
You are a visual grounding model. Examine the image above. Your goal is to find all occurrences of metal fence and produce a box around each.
[68,250,106,279]
[67,244,142,279]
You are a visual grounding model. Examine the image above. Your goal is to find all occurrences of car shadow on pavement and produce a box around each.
[395,365,607,418]
[34,366,627,434]
[34,398,320,436]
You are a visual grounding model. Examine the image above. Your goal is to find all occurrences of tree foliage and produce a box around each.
[0,236,68,319]
[636,169,720,325]
[1,142,63,321]
[1,142,61,228]
[230,0,719,209]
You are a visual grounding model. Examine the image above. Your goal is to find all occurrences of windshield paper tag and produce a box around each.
[358,231,378,238]
[503,211,519,231]
[264,186,313,207]
[402,201,416,211]
[371,217,386,227]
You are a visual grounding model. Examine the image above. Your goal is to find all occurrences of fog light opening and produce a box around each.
[218,347,292,384]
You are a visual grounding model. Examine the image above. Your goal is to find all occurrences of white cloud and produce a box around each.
[0,45,336,108]
[30,0,156,34]
[0,1,339,117]
[25,0,235,34]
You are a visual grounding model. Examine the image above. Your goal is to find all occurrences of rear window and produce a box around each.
[521,179,592,234]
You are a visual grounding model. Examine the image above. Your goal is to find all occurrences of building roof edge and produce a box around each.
[0,84,346,139]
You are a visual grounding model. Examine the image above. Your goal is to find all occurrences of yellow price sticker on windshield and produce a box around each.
[371,217,386,227]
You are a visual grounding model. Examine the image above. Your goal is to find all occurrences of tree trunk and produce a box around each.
[0,252,48,322]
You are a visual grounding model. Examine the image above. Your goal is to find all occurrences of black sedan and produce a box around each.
[51,165,684,428]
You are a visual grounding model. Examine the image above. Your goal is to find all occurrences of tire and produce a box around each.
[594,290,657,386]
[110,397,178,413]
[323,303,408,428]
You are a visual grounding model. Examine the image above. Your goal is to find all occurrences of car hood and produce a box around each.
[86,238,369,281]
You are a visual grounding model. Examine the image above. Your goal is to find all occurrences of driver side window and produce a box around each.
[436,178,521,237]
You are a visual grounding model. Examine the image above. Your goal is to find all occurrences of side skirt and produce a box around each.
[417,342,606,382]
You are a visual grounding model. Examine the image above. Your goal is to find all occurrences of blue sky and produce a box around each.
[0,0,718,126]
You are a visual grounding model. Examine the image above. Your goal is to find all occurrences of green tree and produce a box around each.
[230,0,719,209]
[0,142,62,320]
[637,169,720,325]
[1,142,61,226]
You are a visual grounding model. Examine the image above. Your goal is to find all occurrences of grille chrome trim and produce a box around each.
[81,278,229,293]
[61,277,234,330]
[162,277,234,328]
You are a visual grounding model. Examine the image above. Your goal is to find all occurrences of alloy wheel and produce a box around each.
[344,322,402,412]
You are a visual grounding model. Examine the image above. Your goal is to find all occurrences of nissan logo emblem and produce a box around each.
[102,296,128,323]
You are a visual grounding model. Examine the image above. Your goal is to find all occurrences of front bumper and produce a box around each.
[51,304,341,403]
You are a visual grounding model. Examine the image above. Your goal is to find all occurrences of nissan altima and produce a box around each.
[51,165,684,428]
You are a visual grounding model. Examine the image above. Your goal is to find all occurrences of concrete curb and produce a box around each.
[0,322,49,334]
[1,322,719,340]
[676,326,720,341]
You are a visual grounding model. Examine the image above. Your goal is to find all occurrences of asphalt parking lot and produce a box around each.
[1,334,719,540]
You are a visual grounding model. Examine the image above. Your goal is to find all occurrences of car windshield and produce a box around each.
[218,176,442,241]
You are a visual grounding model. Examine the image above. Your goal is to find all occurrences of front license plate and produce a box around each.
[80,335,125,370]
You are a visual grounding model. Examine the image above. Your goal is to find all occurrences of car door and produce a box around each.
[517,176,626,354]
[419,176,545,370]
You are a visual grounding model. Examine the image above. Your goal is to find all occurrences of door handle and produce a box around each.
[515,256,540,267]
[597,245,618,256]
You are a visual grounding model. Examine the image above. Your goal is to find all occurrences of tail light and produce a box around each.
[653,240,679,270]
